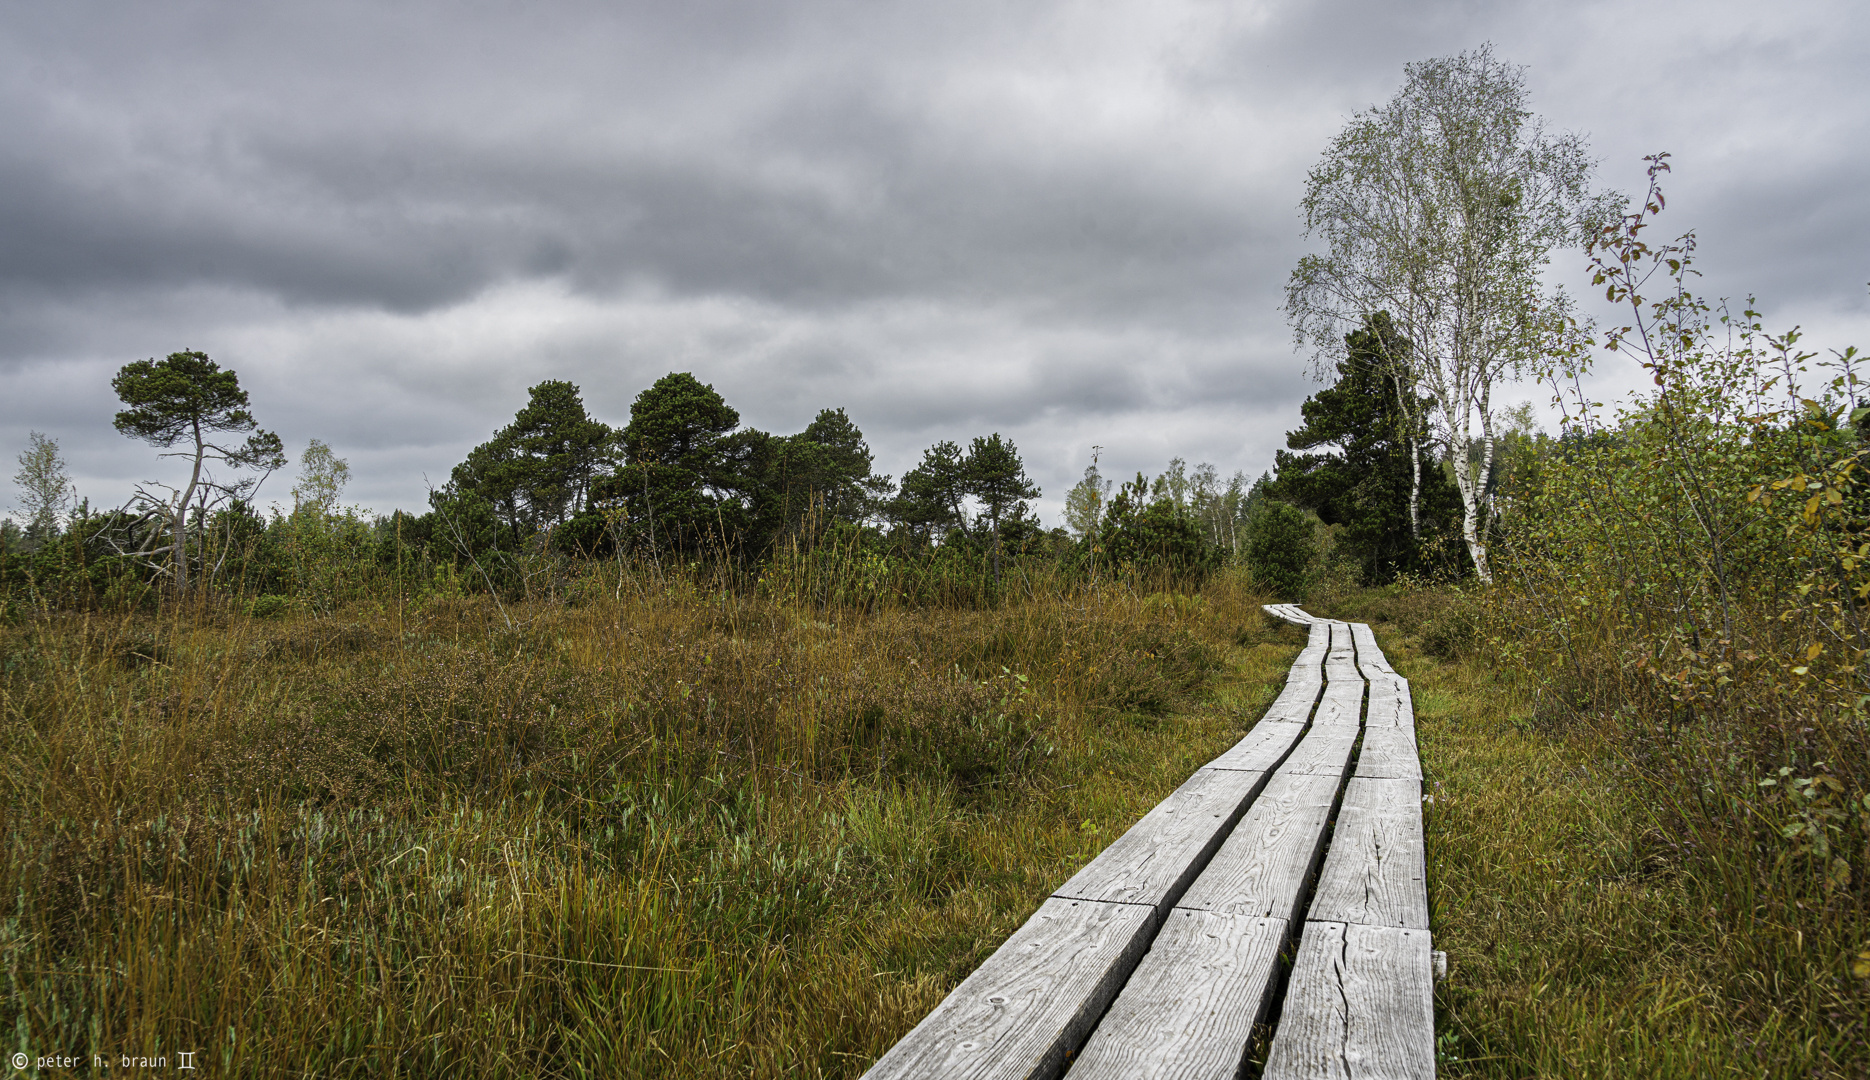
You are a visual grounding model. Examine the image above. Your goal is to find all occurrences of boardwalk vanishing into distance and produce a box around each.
[862,605,1437,1080]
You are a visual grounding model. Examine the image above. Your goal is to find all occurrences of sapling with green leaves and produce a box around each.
[292,438,351,518]
[13,430,74,548]
[1062,457,1112,540]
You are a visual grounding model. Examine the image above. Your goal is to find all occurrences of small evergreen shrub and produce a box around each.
[1244,500,1316,601]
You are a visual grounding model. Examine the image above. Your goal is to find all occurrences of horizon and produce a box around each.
[3,0,1866,528]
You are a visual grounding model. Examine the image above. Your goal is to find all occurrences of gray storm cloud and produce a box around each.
[1,0,1865,521]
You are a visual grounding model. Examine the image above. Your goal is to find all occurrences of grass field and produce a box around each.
[1335,594,1868,1080]
[2,571,1298,1077]
[4,572,1863,1077]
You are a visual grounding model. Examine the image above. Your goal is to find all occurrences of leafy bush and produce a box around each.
[1482,158,1868,1070]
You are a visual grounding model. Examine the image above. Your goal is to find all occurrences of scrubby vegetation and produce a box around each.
[1398,164,1867,1078]
[5,136,1867,1076]
[1,551,1297,1077]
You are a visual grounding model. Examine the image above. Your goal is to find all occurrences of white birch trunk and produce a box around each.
[1391,370,1422,541]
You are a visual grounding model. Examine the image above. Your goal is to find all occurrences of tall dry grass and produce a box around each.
[1,566,1287,1077]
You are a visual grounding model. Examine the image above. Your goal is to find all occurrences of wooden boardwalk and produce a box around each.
[862,605,1435,1080]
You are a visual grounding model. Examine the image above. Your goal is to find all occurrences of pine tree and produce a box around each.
[965,433,1039,586]
[111,350,285,590]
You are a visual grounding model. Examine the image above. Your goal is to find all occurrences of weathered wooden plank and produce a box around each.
[861,897,1158,1080]
[1264,625,1327,721]
[1307,778,1428,930]
[1054,767,1274,917]
[1348,622,1393,675]
[1263,689,1321,726]
[1277,725,1359,778]
[1175,772,1341,923]
[1063,911,1288,1080]
[1263,921,1436,1080]
[1262,604,1315,627]
[1353,724,1422,783]
[1309,678,1365,727]
[1363,678,1413,732]
[1204,721,1307,774]
[1324,622,1361,683]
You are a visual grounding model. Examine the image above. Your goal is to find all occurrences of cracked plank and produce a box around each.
[1263,921,1435,1080]
[1064,911,1288,1080]
[1307,778,1428,930]
[861,897,1157,1080]
[1363,677,1413,733]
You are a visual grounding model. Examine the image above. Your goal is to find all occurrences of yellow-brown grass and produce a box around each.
[2,569,1295,1077]
[1329,589,1868,1080]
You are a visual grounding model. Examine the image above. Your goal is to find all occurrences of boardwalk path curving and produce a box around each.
[861,605,1435,1080]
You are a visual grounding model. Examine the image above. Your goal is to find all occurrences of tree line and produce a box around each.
[3,358,1269,612]
[420,370,1058,581]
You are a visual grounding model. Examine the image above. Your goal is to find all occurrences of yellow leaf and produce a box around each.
[1854,950,1870,980]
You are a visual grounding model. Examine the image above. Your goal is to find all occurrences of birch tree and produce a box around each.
[1063,460,1111,539]
[1285,45,1612,581]
[13,431,73,546]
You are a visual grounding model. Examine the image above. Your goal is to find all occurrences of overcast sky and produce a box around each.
[3,0,1866,524]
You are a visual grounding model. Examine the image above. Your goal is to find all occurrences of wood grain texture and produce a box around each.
[861,898,1158,1080]
[1064,911,1288,1080]
[1278,725,1359,778]
[1363,680,1414,732]
[1175,772,1340,922]
[1263,921,1435,1080]
[1205,721,1308,774]
[1307,778,1428,930]
[1353,725,1421,783]
[1310,679,1366,728]
[1265,664,1324,723]
[1263,690,1321,726]
[1054,768,1273,917]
